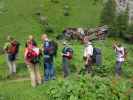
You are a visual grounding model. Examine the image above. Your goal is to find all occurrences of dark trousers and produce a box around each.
[62,57,70,78]
[115,61,123,76]
[85,57,92,73]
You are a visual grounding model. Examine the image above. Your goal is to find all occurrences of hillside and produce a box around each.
[0,0,103,47]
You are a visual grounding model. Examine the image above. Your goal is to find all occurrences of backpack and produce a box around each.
[62,47,73,60]
[43,40,55,56]
[92,48,101,63]
[26,48,40,64]
[124,48,128,59]
[8,41,20,55]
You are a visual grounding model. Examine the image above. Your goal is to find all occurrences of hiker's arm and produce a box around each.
[3,43,10,52]
[62,52,69,56]
[113,43,119,50]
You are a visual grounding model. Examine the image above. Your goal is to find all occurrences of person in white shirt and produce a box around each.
[113,42,125,77]
[83,37,93,73]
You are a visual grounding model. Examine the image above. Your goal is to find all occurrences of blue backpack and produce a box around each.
[43,40,54,56]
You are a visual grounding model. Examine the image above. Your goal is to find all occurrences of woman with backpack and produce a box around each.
[24,39,42,87]
[3,36,20,76]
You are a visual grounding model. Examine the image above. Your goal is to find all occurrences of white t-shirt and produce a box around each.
[115,47,125,62]
[84,44,93,57]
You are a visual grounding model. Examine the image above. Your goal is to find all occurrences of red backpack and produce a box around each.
[8,41,19,55]
[26,48,37,60]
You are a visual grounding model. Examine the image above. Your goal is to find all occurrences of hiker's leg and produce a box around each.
[44,62,50,81]
[6,54,12,75]
[27,64,37,87]
[12,61,16,74]
[63,58,70,77]
[87,59,92,73]
[49,63,55,80]
[35,64,42,84]
[115,61,122,76]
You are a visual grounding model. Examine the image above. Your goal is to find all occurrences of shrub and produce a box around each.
[44,24,54,33]
[64,5,70,16]
[47,75,133,100]
[92,65,111,77]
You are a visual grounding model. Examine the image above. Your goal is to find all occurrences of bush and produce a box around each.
[47,75,133,100]
[44,24,54,33]
[64,5,70,16]
[93,65,111,77]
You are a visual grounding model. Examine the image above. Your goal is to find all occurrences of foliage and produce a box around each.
[100,0,116,26]
[100,0,129,37]
[113,8,129,37]
[44,24,54,33]
[47,75,133,100]
[92,65,111,77]
[126,24,133,35]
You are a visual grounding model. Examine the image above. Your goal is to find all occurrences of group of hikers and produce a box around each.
[3,34,127,87]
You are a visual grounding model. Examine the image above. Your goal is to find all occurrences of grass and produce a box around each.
[0,0,103,47]
[0,38,133,100]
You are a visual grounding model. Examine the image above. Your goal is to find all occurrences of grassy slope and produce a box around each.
[0,0,102,46]
[0,38,133,100]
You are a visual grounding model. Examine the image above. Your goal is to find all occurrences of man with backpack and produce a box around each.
[113,42,127,77]
[62,42,73,78]
[24,39,42,87]
[83,37,93,73]
[3,36,20,76]
[41,34,56,81]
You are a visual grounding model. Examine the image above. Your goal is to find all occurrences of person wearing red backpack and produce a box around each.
[24,39,42,87]
[62,42,73,78]
[3,36,20,76]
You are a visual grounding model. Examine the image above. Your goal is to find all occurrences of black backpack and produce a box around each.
[92,48,101,63]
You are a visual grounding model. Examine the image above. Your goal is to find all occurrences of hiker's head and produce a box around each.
[27,40,33,49]
[7,36,14,42]
[41,34,48,41]
[83,36,90,44]
[28,35,34,41]
[117,42,122,47]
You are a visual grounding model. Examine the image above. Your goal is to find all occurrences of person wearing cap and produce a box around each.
[83,37,93,73]
[62,42,73,78]
[113,42,125,77]
[41,34,56,81]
